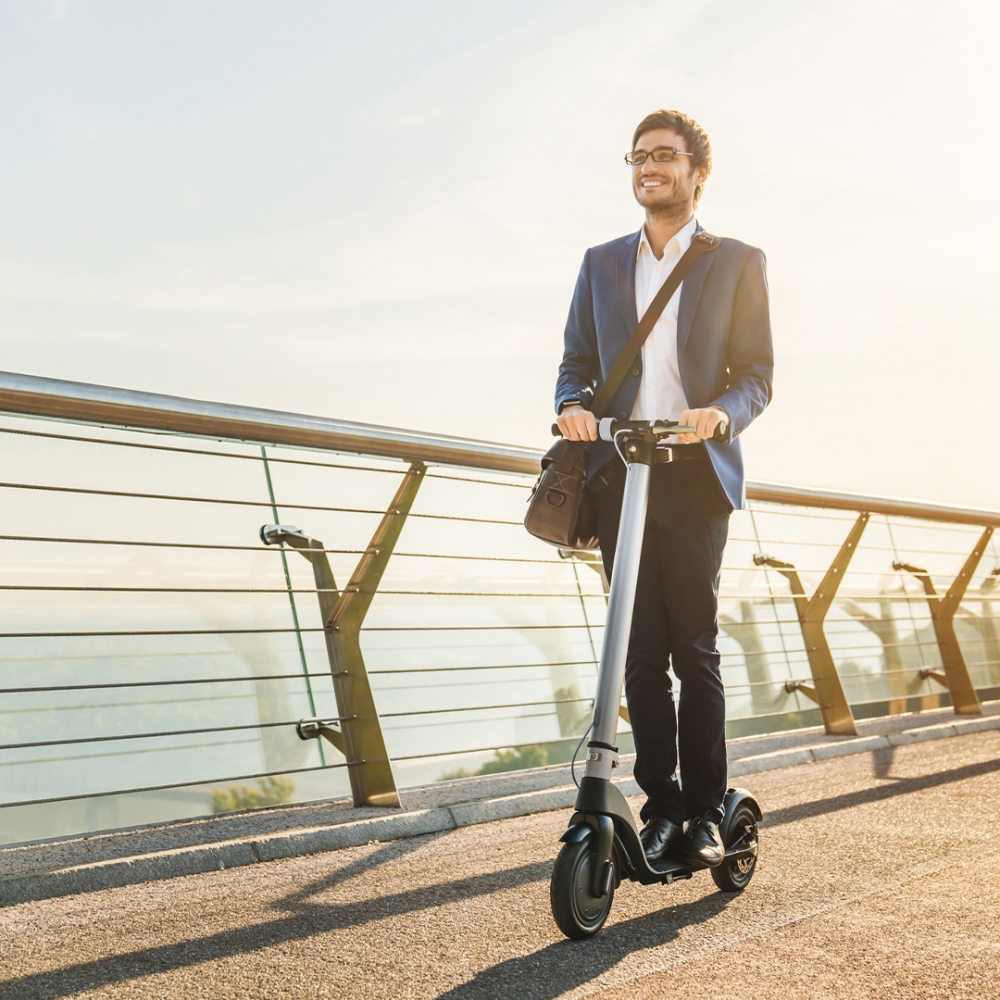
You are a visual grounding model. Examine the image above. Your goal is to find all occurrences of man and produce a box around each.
[554,109,773,868]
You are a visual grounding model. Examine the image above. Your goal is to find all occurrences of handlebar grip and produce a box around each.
[551,423,561,437]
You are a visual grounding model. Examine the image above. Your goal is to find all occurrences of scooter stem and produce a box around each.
[584,458,651,779]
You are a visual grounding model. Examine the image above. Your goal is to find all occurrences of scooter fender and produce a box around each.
[557,813,616,896]
[720,787,763,841]
[558,822,595,844]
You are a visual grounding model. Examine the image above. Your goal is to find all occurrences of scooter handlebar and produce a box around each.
[550,418,729,442]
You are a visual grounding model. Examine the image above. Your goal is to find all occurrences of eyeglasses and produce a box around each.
[624,147,693,166]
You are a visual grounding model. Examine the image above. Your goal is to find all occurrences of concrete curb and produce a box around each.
[729,714,1000,776]
[4,713,999,908]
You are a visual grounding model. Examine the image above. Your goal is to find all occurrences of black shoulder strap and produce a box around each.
[590,230,721,420]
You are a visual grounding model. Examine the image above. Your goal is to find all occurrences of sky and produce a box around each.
[2,0,999,508]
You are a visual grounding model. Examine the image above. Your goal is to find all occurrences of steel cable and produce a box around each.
[0,717,349,752]
[0,481,522,526]
[0,760,353,810]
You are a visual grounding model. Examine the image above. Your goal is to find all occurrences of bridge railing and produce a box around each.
[1,370,998,845]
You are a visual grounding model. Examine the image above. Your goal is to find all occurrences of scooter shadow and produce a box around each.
[434,889,732,1000]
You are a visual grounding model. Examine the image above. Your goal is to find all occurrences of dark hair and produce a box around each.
[632,109,712,206]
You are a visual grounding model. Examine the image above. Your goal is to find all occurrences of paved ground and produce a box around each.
[2,730,999,1000]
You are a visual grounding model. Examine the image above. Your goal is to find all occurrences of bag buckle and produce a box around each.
[655,446,675,464]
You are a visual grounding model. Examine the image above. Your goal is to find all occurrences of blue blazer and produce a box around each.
[555,226,773,509]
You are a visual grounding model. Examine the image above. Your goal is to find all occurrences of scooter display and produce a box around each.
[549,416,762,939]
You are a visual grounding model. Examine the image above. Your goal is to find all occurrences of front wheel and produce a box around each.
[711,802,759,892]
[550,838,615,939]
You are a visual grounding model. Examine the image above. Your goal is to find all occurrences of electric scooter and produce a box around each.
[549,416,762,940]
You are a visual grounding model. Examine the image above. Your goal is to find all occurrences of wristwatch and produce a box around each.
[558,400,583,414]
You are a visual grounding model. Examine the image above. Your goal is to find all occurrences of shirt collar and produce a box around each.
[637,215,698,262]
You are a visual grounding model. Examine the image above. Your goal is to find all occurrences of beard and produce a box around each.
[634,178,695,218]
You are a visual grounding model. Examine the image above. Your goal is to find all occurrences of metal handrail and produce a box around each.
[3,369,999,527]
[748,481,1000,529]
[0,370,539,476]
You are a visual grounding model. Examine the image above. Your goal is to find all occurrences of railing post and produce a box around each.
[263,461,426,807]
[756,513,869,736]
[894,526,992,716]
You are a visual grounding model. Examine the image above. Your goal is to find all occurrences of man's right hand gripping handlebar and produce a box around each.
[553,404,729,444]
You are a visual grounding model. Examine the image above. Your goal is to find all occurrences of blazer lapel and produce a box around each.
[616,231,640,335]
[677,245,715,354]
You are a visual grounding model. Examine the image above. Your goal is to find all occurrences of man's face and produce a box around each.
[630,127,707,213]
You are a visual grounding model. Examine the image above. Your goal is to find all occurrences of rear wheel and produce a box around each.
[550,838,615,939]
[711,802,759,892]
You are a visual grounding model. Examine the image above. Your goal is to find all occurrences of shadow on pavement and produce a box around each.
[765,754,1000,828]
[276,827,433,904]
[434,891,731,1000]
[872,745,897,780]
[1,840,549,1000]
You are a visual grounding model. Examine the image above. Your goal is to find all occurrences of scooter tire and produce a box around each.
[550,838,614,939]
[711,802,759,893]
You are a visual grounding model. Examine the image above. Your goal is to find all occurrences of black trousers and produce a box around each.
[592,447,731,826]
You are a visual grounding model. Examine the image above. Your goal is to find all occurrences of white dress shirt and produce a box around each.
[629,215,697,427]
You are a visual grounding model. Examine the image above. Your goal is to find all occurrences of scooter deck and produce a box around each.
[633,842,758,884]
[646,852,701,882]
[609,834,705,887]
[647,858,707,885]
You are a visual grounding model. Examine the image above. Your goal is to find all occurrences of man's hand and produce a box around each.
[556,404,598,442]
[675,406,728,445]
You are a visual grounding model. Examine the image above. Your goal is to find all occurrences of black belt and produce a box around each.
[654,444,706,463]
[593,444,707,490]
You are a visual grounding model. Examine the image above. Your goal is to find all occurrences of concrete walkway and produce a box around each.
[2,727,999,998]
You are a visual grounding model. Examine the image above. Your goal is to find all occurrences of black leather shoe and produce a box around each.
[682,816,725,868]
[639,818,684,865]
